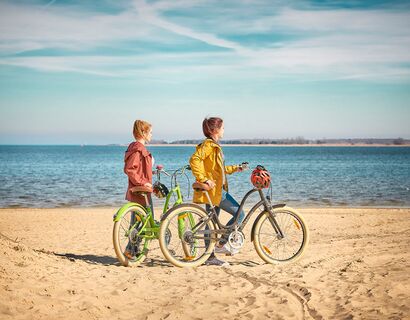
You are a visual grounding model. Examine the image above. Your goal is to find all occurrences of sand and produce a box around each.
[0,207,409,320]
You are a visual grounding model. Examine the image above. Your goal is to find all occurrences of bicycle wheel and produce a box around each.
[113,205,151,267]
[253,206,309,264]
[159,203,216,268]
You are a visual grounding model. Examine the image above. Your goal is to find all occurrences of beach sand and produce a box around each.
[1,207,409,320]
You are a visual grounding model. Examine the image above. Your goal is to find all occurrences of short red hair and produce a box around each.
[202,117,223,138]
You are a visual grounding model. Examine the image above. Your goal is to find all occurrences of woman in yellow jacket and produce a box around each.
[190,117,245,266]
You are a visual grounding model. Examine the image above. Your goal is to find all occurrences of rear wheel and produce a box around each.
[159,204,216,268]
[113,205,150,267]
[253,207,309,264]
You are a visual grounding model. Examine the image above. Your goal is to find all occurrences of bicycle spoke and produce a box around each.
[120,224,129,234]
[258,210,305,261]
[163,209,213,263]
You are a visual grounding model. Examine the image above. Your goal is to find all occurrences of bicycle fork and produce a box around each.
[259,190,285,240]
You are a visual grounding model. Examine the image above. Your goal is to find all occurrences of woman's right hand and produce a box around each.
[144,182,153,189]
[205,180,216,189]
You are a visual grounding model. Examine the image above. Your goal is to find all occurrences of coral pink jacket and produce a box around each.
[124,141,152,205]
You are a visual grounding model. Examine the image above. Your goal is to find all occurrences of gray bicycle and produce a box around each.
[159,165,309,267]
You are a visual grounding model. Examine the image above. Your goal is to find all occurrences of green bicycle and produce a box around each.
[113,164,193,267]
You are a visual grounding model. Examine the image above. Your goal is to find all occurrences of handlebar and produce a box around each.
[171,165,191,179]
[153,166,170,178]
[239,162,249,171]
[153,164,191,180]
[160,165,192,198]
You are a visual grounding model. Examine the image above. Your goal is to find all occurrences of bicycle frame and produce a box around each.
[114,165,189,240]
[163,185,184,212]
[191,188,286,240]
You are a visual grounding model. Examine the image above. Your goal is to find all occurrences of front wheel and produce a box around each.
[159,203,216,268]
[253,206,309,264]
[113,205,151,267]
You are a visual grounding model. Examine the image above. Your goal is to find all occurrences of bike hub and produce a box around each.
[183,230,194,244]
[228,230,245,250]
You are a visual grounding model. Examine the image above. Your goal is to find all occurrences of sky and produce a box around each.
[0,0,409,144]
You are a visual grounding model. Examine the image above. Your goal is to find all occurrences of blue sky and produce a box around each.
[0,0,409,144]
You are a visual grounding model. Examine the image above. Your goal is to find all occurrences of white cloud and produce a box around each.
[272,8,410,34]
[0,0,409,82]
[132,1,410,79]
[164,4,410,35]
[0,53,241,79]
[0,2,156,53]
[0,56,120,77]
[133,0,252,54]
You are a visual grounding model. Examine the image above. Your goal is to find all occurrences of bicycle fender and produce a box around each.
[250,203,286,242]
[113,202,147,222]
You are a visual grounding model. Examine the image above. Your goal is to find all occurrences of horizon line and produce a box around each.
[1,137,409,147]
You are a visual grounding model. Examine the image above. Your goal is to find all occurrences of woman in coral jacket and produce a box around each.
[123,119,154,259]
[124,119,154,206]
[190,117,245,266]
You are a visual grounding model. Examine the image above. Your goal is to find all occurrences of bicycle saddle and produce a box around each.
[192,182,212,191]
[130,185,153,194]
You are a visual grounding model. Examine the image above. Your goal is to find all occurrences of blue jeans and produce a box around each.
[205,191,245,247]
[206,191,245,226]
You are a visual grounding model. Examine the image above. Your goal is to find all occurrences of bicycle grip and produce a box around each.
[239,162,249,171]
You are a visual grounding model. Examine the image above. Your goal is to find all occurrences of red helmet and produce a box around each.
[251,165,271,189]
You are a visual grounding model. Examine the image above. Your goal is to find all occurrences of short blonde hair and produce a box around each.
[133,120,152,140]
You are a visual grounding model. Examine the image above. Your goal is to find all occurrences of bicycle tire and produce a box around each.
[253,206,309,264]
[159,203,216,268]
[113,205,151,267]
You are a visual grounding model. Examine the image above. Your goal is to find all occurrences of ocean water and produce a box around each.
[0,145,409,208]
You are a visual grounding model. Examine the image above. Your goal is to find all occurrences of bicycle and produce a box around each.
[158,164,309,267]
[113,164,193,267]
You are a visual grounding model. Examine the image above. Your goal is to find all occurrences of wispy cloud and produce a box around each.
[0,0,409,82]
[44,0,57,8]
[0,56,121,77]
[0,2,156,53]
[133,0,252,55]
[238,7,410,34]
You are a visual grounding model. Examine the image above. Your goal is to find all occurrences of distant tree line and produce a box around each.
[149,137,409,145]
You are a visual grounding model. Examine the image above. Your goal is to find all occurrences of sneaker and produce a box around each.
[214,243,239,256]
[204,256,230,267]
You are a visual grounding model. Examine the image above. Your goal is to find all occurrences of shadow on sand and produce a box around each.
[53,252,119,266]
[52,252,261,268]
[53,252,175,268]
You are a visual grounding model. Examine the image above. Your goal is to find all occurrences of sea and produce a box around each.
[0,145,409,208]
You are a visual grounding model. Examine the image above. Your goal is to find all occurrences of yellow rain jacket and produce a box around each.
[190,138,239,205]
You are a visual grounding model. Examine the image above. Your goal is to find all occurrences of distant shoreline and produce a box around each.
[147,143,410,147]
[1,143,409,147]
